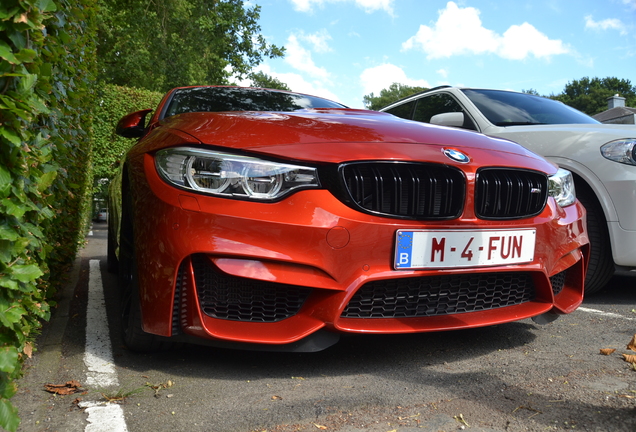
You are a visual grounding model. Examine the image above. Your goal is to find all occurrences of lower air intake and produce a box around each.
[342,272,535,318]
[192,254,312,322]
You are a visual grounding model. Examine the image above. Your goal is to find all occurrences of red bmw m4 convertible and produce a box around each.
[109,86,589,352]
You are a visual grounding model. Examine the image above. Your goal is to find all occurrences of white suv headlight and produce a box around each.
[549,168,576,207]
[155,147,320,200]
[601,138,636,165]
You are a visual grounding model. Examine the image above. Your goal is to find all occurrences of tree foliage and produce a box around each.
[247,71,291,91]
[363,83,428,110]
[0,0,97,429]
[552,77,636,115]
[97,0,285,92]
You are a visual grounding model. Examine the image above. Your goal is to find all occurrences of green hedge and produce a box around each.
[91,84,162,209]
[93,85,162,180]
[0,0,97,430]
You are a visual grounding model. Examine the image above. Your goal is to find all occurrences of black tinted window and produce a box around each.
[413,93,464,123]
[385,100,416,119]
[163,87,346,118]
[462,89,598,126]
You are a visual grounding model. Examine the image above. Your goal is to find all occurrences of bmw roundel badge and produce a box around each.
[444,148,470,163]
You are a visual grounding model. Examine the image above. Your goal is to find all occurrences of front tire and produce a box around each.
[118,185,170,352]
[576,185,614,295]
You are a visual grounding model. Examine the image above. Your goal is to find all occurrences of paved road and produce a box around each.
[13,222,636,432]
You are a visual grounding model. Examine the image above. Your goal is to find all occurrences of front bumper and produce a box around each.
[130,154,589,350]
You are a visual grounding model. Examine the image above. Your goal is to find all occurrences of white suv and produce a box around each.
[381,87,636,294]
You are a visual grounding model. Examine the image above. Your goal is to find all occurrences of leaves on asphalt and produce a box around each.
[622,354,636,364]
[454,413,469,427]
[627,334,636,352]
[146,379,174,397]
[44,380,84,395]
[599,334,636,371]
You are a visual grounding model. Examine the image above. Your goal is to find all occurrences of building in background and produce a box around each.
[593,95,636,125]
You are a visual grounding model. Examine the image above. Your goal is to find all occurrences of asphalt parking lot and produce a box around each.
[13,223,636,432]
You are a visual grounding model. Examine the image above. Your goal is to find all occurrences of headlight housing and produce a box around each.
[548,168,576,207]
[155,147,320,200]
[600,138,636,165]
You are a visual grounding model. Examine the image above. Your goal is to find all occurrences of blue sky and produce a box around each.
[243,0,636,108]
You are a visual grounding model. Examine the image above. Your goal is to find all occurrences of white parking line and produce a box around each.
[79,260,128,432]
[578,306,636,321]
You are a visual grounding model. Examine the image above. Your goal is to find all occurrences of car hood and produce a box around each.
[143,109,549,165]
[482,123,636,158]
[129,109,558,172]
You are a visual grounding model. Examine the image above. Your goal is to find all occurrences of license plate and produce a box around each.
[394,229,536,269]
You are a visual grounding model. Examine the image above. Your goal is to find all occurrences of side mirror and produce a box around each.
[430,112,465,128]
[116,109,153,138]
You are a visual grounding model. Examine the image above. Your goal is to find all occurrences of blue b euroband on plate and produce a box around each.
[395,229,537,270]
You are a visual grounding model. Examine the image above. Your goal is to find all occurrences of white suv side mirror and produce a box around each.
[430,112,464,128]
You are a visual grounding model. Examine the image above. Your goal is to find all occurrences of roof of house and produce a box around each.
[592,106,636,122]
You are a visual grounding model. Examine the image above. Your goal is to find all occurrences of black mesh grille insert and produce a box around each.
[342,272,535,318]
[192,254,312,322]
[475,168,548,219]
[172,261,188,335]
[341,162,465,219]
[549,270,567,296]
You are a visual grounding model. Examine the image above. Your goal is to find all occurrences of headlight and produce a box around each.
[548,168,576,207]
[601,138,636,165]
[155,147,320,200]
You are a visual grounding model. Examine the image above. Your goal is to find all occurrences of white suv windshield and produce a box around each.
[462,89,599,126]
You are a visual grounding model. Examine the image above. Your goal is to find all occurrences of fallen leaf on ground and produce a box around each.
[313,423,327,430]
[44,381,83,395]
[146,380,175,397]
[454,413,469,427]
[600,348,616,355]
[23,342,33,358]
[628,334,636,352]
[622,354,636,364]
[271,395,282,400]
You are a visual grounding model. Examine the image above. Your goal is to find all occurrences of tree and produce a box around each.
[247,71,291,91]
[363,83,428,110]
[522,89,540,95]
[552,77,636,115]
[97,0,285,92]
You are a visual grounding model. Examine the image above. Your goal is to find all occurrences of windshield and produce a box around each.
[162,87,346,118]
[462,89,599,126]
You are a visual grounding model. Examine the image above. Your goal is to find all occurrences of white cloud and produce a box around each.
[299,29,333,53]
[359,63,430,97]
[251,64,342,103]
[622,0,636,9]
[585,15,627,35]
[402,1,570,60]
[499,23,570,60]
[436,68,449,79]
[285,34,331,80]
[402,2,498,58]
[289,0,394,14]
